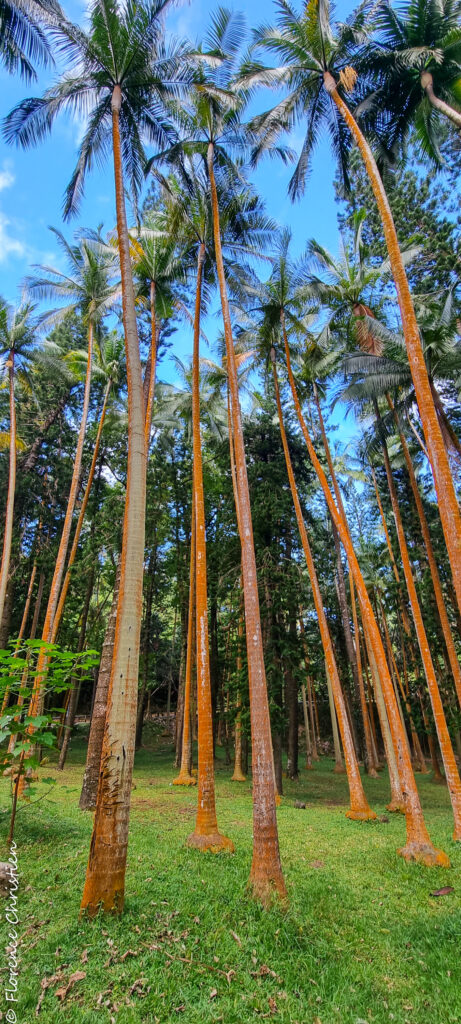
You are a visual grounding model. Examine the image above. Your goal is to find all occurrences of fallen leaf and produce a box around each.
[120,949,138,961]
[268,996,278,1015]
[230,930,242,946]
[55,971,86,1003]
[35,974,63,1015]
[430,886,454,897]
[210,989,218,999]
[80,950,88,964]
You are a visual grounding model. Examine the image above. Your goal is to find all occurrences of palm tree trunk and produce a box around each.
[272,351,374,818]
[174,498,196,786]
[187,241,232,852]
[299,618,319,761]
[7,570,44,758]
[326,663,345,772]
[208,142,285,903]
[378,414,461,840]
[16,321,94,800]
[301,684,313,768]
[0,351,16,632]
[420,71,461,129]
[325,73,461,620]
[231,591,246,782]
[51,380,111,644]
[80,85,147,915]
[79,559,121,810]
[145,280,157,447]
[282,322,448,863]
[387,396,461,709]
[350,574,378,775]
[1,554,36,716]
[57,567,94,771]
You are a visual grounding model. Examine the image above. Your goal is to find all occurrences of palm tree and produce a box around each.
[19,232,119,757]
[359,0,461,160]
[50,330,124,644]
[0,0,61,80]
[4,0,190,914]
[270,343,376,821]
[0,299,37,631]
[277,300,449,864]
[240,0,461,623]
[158,7,289,903]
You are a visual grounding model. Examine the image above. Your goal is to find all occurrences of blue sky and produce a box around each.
[0,0,357,433]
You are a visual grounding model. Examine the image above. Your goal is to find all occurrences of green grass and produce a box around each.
[1,729,460,1024]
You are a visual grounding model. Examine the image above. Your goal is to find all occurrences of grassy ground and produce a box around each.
[1,726,460,1024]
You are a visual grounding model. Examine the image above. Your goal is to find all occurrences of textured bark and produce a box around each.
[187,242,232,853]
[350,575,378,775]
[379,421,461,840]
[273,352,374,819]
[231,592,246,782]
[0,352,15,630]
[79,559,121,810]
[80,86,147,915]
[325,73,461,622]
[283,326,448,864]
[208,143,285,902]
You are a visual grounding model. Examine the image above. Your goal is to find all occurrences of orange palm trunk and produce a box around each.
[0,352,16,632]
[387,396,461,709]
[0,348,15,626]
[282,323,448,864]
[312,380,376,776]
[174,497,196,787]
[51,380,111,644]
[231,591,247,782]
[325,73,461,619]
[379,422,461,840]
[208,142,285,903]
[272,351,375,819]
[187,242,232,851]
[80,86,147,915]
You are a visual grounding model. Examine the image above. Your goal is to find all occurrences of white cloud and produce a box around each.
[0,161,15,192]
[0,212,25,263]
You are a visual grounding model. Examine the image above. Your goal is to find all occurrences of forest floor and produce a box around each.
[0,725,460,1024]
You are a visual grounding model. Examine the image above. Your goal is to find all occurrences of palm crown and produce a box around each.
[3,0,190,217]
[356,0,461,163]
[240,0,372,196]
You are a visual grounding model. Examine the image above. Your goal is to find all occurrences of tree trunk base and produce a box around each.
[346,807,377,821]
[80,886,124,918]
[452,828,461,842]
[413,760,430,774]
[247,870,288,908]
[334,763,346,774]
[187,831,234,853]
[430,773,446,785]
[386,800,406,814]
[367,768,379,779]
[231,770,247,782]
[173,773,197,787]
[398,841,450,867]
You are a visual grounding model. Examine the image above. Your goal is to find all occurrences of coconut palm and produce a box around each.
[4,0,191,915]
[0,299,37,631]
[239,0,461,623]
[156,7,290,902]
[0,0,61,80]
[20,231,119,751]
[358,0,461,163]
